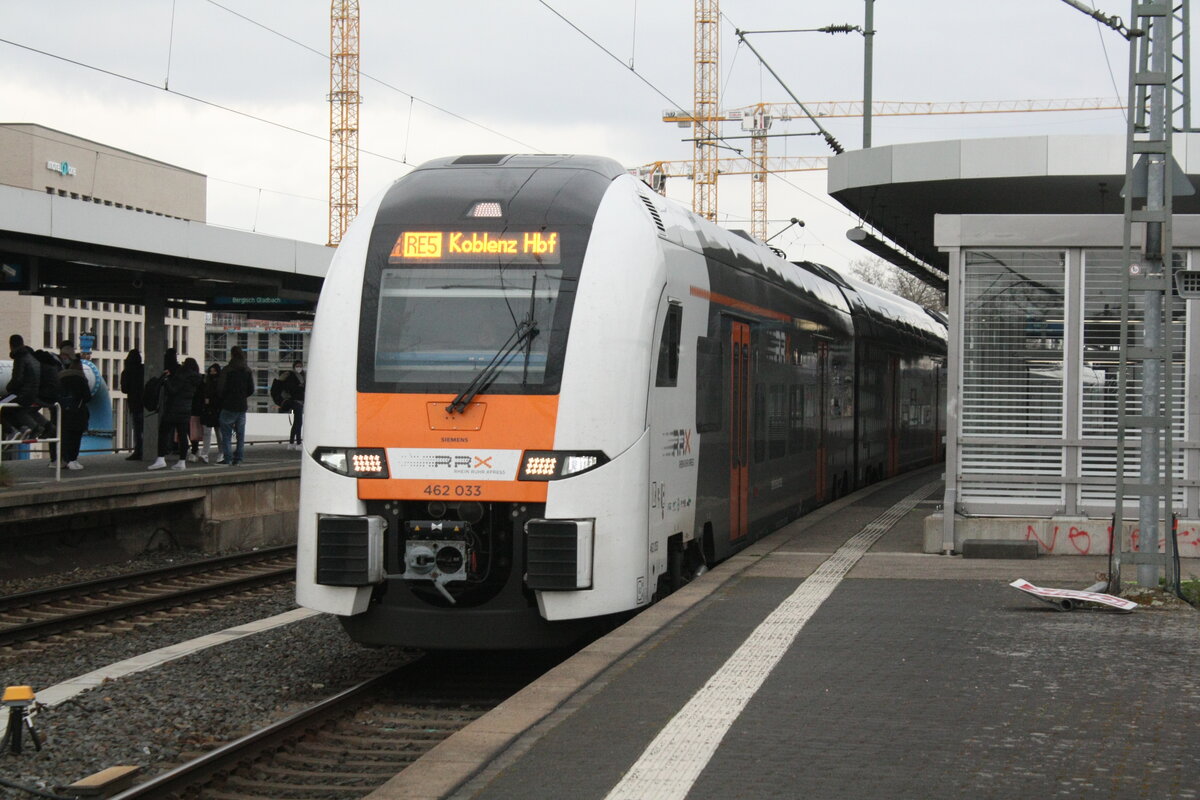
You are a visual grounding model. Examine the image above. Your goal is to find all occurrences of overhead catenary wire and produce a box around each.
[734,29,844,155]
[0,36,411,167]
[202,0,544,153]
[165,0,178,90]
[537,0,745,158]
[1092,15,1129,120]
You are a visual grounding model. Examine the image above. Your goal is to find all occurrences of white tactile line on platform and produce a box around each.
[605,480,941,800]
[36,608,319,708]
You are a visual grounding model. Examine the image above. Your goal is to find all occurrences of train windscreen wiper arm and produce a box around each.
[445,320,539,415]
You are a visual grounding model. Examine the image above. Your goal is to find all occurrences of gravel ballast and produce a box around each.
[0,586,300,693]
[1,610,415,798]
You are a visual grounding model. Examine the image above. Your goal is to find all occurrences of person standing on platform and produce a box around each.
[58,357,92,470]
[3,334,46,440]
[119,349,144,460]
[190,363,221,463]
[148,355,201,471]
[32,346,63,459]
[271,361,305,451]
[217,346,254,466]
[56,341,75,370]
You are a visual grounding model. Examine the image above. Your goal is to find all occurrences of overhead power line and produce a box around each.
[202,0,543,153]
[0,35,410,167]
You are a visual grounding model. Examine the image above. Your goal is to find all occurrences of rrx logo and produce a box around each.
[428,454,493,469]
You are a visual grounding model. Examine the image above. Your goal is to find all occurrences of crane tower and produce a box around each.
[328,0,360,246]
[693,0,719,222]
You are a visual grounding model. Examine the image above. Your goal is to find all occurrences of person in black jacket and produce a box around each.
[189,363,221,463]
[148,356,202,471]
[272,361,306,451]
[119,349,144,460]
[3,334,48,440]
[216,346,255,466]
[58,357,92,470]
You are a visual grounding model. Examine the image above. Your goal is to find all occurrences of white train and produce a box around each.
[296,155,945,648]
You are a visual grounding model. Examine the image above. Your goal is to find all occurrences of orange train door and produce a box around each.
[729,321,751,541]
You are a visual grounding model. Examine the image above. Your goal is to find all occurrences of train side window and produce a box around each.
[788,385,804,452]
[768,384,786,459]
[753,383,766,463]
[655,303,683,387]
[695,336,722,432]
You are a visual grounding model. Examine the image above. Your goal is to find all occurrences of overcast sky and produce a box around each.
[0,1,1139,269]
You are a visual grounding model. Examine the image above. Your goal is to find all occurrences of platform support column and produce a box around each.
[142,283,166,462]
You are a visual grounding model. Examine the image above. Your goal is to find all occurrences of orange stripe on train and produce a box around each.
[356,393,558,501]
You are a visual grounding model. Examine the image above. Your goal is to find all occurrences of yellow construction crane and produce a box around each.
[638,155,828,185]
[692,0,720,223]
[328,0,361,247]
[659,97,1123,239]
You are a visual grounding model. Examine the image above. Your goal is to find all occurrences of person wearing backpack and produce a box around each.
[148,356,202,471]
[3,334,45,441]
[119,349,144,460]
[271,361,305,451]
[31,347,63,463]
[216,346,254,466]
[58,356,92,470]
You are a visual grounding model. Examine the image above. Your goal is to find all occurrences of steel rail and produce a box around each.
[0,545,295,611]
[0,549,296,645]
[108,669,405,799]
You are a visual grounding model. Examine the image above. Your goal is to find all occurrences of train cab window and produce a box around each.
[371,265,563,387]
[655,303,682,387]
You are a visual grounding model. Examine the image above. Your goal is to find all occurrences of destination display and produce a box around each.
[390,231,561,264]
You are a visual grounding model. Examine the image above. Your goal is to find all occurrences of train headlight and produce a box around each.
[314,447,390,478]
[518,450,608,481]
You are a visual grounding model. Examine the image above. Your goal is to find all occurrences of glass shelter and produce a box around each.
[934,215,1199,552]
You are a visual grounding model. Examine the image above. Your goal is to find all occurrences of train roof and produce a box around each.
[840,271,947,341]
[413,154,627,179]
[790,260,945,343]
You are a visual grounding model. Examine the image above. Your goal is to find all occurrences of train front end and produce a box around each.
[296,155,660,648]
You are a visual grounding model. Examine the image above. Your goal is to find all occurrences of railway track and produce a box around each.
[0,546,296,646]
[112,651,567,800]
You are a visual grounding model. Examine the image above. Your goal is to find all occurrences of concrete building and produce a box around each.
[205,313,312,413]
[829,134,1200,557]
[1,123,207,452]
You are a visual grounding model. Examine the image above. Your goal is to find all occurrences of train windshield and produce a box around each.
[357,161,618,395]
[372,264,565,387]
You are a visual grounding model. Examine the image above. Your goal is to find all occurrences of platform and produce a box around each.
[0,444,300,573]
[370,467,1200,800]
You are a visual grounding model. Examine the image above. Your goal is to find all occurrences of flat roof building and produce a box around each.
[1,124,207,453]
[830,135,1200,556]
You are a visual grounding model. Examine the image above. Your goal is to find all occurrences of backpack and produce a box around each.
[142,375,163,412]
[33,350,61,404]
[270,377,293,411]
[58,372,91,413]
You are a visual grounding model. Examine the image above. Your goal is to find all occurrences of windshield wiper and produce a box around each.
[446,319,539,415]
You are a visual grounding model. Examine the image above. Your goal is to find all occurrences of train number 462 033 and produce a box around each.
[423,484,483,497]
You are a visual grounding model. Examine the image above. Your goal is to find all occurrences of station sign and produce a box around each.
[389,231,561,265]
[209,296,313,312]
